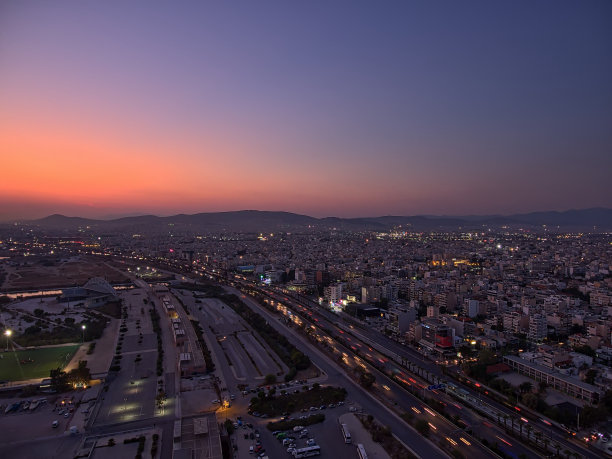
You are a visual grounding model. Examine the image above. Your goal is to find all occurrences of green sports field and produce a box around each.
[0,344,80,381]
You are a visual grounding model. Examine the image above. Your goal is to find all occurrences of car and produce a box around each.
[230,394,236,400]
[287,448,296,454]
[64,412,70,418]
[603,437,609,443]
[52,420,59,428]
[212,399,220,404]
[306,439,316,446]
[249,446,254,454]
[328,404,335,408]
[338,401,344,406]
[319,405,326,410]
[309,406,317,411]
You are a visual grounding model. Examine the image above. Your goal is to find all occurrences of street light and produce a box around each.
[81,325,86,343]
[4,329,11,351]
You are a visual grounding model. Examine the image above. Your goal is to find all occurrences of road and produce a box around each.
[270,285,600,459]
[225,286,454,458]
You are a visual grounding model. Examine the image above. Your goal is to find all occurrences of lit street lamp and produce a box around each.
[81,325,86,343]
[4,329,12,351]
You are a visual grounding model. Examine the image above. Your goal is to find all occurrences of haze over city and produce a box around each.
[1,1,611,221]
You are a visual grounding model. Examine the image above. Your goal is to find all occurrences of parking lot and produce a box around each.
[0,395,84,446]
[91,289,158,427]
[232,403,366,459]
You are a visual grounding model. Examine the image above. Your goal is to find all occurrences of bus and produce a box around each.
[340,423,352,444]
[356,444,368,459]
[292,446,321,458]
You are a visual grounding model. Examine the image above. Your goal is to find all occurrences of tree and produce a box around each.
[538,381,547,394]
[156,390,167,409]
[526,425,533,443]
[573,345,595,358]
[67,360,91,388]
[534,431,542,447]
[359,372,375,389]
[522,392,538,409]
[519,382,533,394]
[579,405,607,427]
[264,374,277,385]
[584,369,597,385]
[602,389,612,412]
[50,367,69,392]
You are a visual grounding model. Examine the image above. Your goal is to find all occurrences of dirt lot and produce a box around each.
[2,255,130,291]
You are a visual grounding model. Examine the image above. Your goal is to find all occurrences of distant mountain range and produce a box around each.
[21,208,612,232]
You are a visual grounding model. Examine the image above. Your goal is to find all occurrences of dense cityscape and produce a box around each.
[0,213,611,459]
[1,1,610,459]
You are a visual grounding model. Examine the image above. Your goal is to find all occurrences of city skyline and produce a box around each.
[1,1,611,220]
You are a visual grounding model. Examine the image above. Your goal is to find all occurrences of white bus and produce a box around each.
[340,423,352,444]
[356,444,368,459]
[292,445,321,458]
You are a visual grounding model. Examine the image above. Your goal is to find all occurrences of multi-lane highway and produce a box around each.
[270,285,601,459]
[224,285,450,458]
[204,270,596,459]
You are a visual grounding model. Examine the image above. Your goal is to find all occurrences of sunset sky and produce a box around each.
[1,1,610,221]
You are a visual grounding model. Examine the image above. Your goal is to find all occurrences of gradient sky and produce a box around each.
[1,1,611,220]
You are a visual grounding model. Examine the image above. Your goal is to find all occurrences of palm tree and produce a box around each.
[534,431,542,447]
[543,437,550,453]
[526,425,533,443]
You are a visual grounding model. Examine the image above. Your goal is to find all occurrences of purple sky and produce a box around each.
[0,1,610,220]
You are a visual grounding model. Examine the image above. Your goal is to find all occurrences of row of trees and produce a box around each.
[49,360,91,392]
